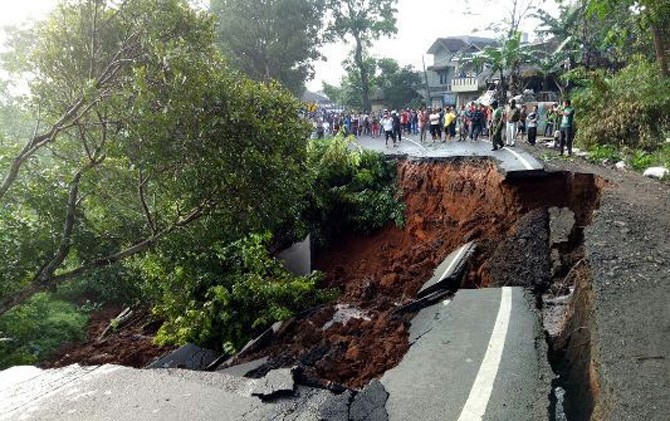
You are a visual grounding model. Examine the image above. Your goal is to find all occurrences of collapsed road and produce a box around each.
[5,136,665,420]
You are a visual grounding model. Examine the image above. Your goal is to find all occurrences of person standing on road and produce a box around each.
[458,104,468,141]
[444,107,457,141]
[559,100,575,156]
[490,100,505,151]
[526,105,538,146]
[505,99,520,146]
[419,107,429,142]
[381,111,395,147]
[470,104,484,141]
[429,108,441,141]
[543,103,557,137]
[392,110,402,143]
[517,104,527,142]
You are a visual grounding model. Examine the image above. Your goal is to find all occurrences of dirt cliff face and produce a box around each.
[250,158,603,389]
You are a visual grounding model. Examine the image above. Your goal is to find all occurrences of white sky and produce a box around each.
[0,0,559,92]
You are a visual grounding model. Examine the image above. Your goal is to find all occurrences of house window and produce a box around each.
[439,71,449,85]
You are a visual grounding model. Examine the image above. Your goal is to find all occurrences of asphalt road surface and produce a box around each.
[353,133,544,175]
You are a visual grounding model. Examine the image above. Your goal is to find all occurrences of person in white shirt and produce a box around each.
[380,111,396,147]
[429,109,441,141]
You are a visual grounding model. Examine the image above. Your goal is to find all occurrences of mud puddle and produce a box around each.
[236,158,604,397]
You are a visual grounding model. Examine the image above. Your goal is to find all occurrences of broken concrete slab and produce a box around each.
[417,242,475,298]
[236,320,284,359]
[251,367,295,401]
[349,379,389,421]
[217,357,269,378]
[317,389,353,421]
[391,289,452,317]
[146,343,221,370]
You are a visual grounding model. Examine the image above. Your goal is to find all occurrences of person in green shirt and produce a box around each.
[559,100,575,156]
[490,100,505,151]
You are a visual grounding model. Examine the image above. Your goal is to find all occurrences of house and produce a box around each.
[424,36,497,108]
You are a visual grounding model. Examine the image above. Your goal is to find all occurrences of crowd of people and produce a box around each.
[311,99,575,155]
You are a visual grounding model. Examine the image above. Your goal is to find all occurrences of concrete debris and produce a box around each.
[615,160,627,170]
[417,242,476,298]
[349,380,389,421]
[146,343,221,370]
[318,390,353,421]
[643,166,668,180]
[237,320,285,359]
[323,304,371,331]
[217,357,269,377]
[251,367,296,400]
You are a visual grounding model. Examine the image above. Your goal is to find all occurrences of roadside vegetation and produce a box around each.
[0,0,403,368]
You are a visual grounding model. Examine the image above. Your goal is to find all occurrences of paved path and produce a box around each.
[354,134,544,175]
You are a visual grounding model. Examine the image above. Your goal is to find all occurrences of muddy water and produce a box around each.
[246,158,604,392]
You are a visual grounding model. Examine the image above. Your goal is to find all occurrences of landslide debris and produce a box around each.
[239,158,603,389]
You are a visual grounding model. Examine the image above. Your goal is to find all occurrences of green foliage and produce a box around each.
[140,233,334,352]
[211,0,326,95]
[572,59,670,151]
[304,134,404,246]
[586,144,622,164]
[0,293,88,369]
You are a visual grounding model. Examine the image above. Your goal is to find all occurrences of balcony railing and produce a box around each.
[451,77,480,92]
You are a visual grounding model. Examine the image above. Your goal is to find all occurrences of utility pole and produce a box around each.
[422,55,431,107]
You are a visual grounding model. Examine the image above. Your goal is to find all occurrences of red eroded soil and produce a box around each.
[248,159,603,388]
[42,306,174,369]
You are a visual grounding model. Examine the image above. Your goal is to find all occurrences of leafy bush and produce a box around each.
[572,58,670,151]
[0,293,88,369]
[137,233,334,353]
[304,134,404,247]
[586,144,621,164]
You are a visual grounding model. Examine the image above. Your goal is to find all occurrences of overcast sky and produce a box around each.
[0,0,559,92]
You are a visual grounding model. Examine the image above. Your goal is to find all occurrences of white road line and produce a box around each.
[404,136,429,152]
[481,140,535,170]
[457,287,513,421]
[438,243,470,282]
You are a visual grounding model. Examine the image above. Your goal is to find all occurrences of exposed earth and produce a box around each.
[40,141,669,419]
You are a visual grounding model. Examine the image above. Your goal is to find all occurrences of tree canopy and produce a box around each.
[210,0,326,95]
[324,0,398,112]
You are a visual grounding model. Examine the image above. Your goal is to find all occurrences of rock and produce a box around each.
[251,367,295,400]
[643,167,669,180]
[615,161,627,170]
[613,221,626,227]
[350,379,389,421]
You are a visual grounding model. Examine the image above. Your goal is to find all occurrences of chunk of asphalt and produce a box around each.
[349,379,389,421]
[236,320,284,359]
[251,367,296,401]
[417,242,476,299]
[146,343,221,370]
[217,357,269,377]
[318,389,353,421]
[392,289,451,317]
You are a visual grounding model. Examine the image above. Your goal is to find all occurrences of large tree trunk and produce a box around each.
[650,23,668,79]
[354,35,371,112]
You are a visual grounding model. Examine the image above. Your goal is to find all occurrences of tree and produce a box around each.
[376,58,422,110]
[325,0,398,112]
[210,0,326,95]
[0,0,313,315]
[475,32,533,99]
[588,0,670,78]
